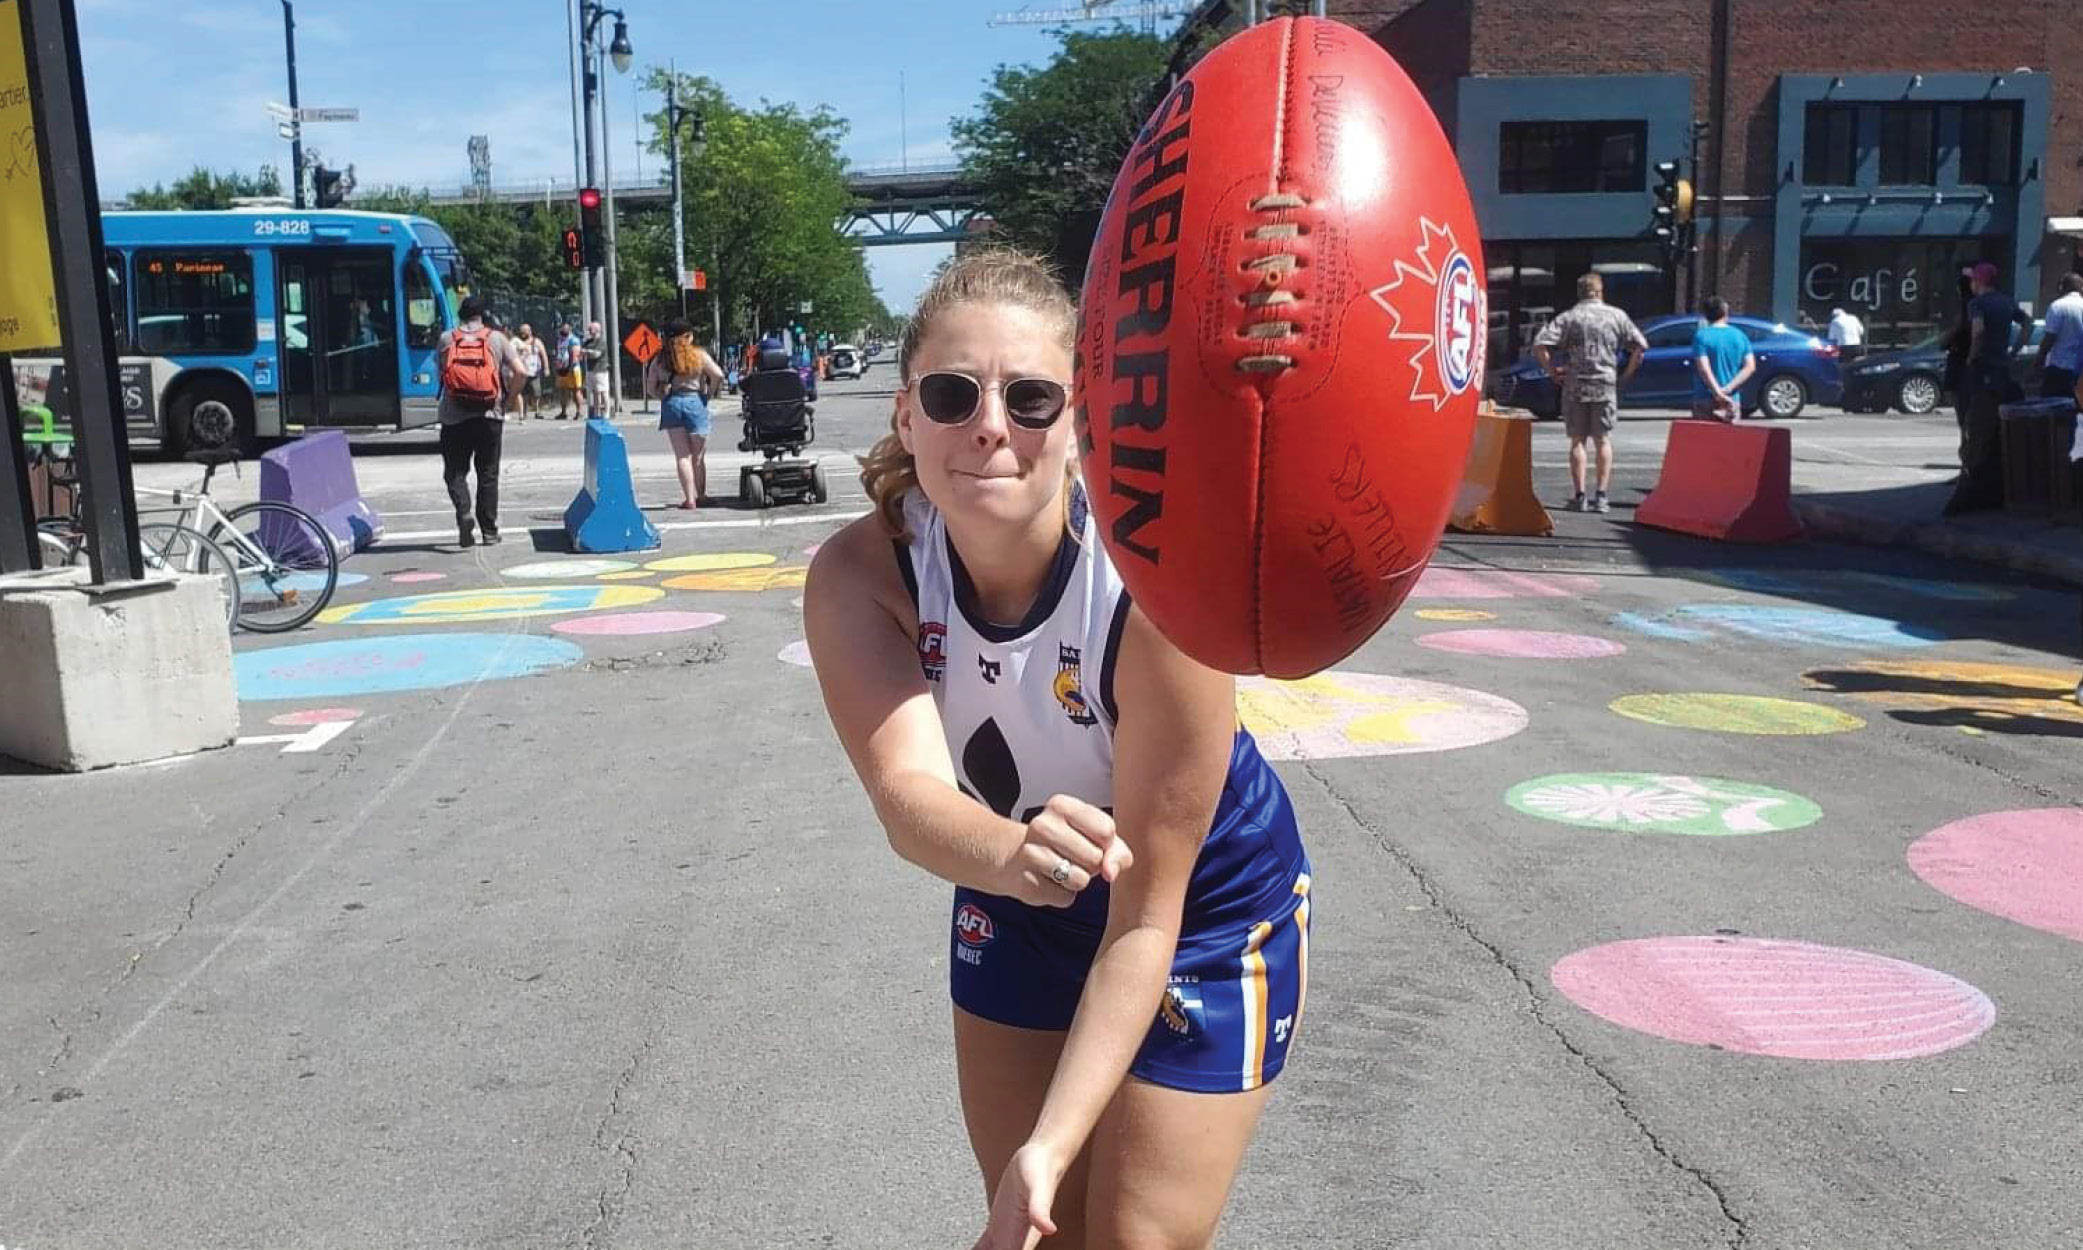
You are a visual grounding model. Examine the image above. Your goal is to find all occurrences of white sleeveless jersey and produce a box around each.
[897,486,1129,828]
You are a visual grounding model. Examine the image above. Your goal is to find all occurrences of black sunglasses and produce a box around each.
[912,371,1069,430]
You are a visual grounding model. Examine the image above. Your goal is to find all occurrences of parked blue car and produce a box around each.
[1489,314,1843,420]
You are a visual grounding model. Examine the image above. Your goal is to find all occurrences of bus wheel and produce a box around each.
[169,383,252,457]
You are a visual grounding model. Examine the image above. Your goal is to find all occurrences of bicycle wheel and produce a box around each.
[211,500,338,633]
[138,522,242,632]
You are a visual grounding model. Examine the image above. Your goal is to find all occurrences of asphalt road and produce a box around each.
[3,373,2079,1250]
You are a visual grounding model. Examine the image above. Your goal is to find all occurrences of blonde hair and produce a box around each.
[860,246,1077,540]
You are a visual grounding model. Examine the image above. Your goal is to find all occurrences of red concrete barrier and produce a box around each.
[1635,420,1803,543]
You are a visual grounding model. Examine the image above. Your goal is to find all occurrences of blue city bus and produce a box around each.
[14,207,473,454]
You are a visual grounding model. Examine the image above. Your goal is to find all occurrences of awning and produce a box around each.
[2048,216,2083,237]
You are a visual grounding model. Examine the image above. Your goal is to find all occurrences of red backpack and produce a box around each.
[442,326,502,409]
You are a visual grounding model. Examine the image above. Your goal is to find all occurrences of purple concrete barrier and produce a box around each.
[259,430,382,552]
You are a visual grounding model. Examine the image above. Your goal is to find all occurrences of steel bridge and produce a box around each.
[410,162,983,247]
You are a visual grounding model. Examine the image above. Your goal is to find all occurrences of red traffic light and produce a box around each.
[578,187,602,209]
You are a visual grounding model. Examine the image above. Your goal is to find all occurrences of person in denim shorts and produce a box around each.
[644,318,725,509]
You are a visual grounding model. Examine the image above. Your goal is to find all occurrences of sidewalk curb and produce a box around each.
[1792,498,2083,588]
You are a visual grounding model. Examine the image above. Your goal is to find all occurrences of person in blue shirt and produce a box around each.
[1690,296,1756,422]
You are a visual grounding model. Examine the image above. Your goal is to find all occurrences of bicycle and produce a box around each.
[32,444,246,630]
[133,449,340,633]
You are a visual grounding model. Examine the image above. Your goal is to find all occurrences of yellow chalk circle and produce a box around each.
[319,584,663,625]
[1415,609,1498,622]
[661,565,810,593]
[1609,693,1865,736]
[596,571,657,581]
[646,552,778,573]
[1804,659,2083,724]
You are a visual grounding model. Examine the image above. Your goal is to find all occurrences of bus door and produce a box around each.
[276,246,402,429]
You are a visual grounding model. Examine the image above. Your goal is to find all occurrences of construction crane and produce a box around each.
[988,0,1197,30]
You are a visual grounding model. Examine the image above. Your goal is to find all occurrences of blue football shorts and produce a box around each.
[948,864,1313,1094]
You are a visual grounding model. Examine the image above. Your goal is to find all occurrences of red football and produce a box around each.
[1075,16,1485,678]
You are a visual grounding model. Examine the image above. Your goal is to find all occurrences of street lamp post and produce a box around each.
[280,0,305,208]
[576,1,633,409]
[564,0,591,327]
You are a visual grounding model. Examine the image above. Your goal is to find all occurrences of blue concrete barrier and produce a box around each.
[260,430,382,552]
[564,419,661,553]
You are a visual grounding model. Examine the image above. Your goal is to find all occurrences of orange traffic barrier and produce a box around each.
[1635,419,1804,543]
[1449,408,1552,536]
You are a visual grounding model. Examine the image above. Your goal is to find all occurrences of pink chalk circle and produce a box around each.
[550,611,726,637]
[1414,567,1602,599]
[778,639,813,667]
[388,571,447,584]
[267,708,363,726]
[1908,808,2083,944]
[1552,936,1994,1061]
[803,543,822,557]
[1416,629,1627,659]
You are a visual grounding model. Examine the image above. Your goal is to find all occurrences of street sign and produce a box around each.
[276,121,300,141]
[623,322,661,365]
[297,107,358,123]
[685,269,706,291]
[265,100,296,121]
[799,300,814,314]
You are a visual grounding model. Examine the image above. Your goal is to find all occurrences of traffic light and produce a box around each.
[313,165,348,209]
[577,186,604,268]
[1651,159,1693,250]
[562,227,585,271]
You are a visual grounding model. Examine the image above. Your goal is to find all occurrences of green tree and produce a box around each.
[124,165,283,210]
[355,187,577,305]
[952,28,1169,285]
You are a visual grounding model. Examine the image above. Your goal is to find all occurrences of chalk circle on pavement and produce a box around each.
[1237,672,1529,760]
[1417,629,1627,659]
[318,584,663,625]
[1414,567,1601,599]
[1415,608,1497,622]
[1909,808,2083,944]
[501,558,639,579]
[662,566,809,593]
[1551,936,1995,1061]
[1803,659,2083,726]
[778,639,813,667]
[388,571,447,584]
[267,707,364,727]
[1610,693,1865,736]
[595,571,657,581]
[551,611,727,637]
[236,633,583,701]
[1611,604,1945,649]
[1506,773,1822,836]
[645,552,777,573]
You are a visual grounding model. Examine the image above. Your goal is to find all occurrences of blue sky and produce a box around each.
[75,0,1145,308]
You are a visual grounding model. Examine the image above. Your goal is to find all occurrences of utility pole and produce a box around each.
[598,36,622,413]
[565,0,591,327]
[669,66,686,318]
[280,0,304,208]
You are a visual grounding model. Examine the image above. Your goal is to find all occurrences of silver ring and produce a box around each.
[1050,858,1072,886]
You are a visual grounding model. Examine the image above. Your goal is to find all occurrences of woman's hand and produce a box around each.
[995,795,1133,908]
[971,1141,1067,1250]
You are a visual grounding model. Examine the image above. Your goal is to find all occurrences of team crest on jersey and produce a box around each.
[1369,217,1484,411]
[1158,979,1203,1038]
[954,903,995,947]
[1053,643,1098,727]
[917,621,947,682]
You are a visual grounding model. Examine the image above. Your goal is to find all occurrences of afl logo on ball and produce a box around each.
[1371,218,1485,412]
[954,903,996,947]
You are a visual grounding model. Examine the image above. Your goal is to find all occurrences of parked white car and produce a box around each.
[827,344,866,380]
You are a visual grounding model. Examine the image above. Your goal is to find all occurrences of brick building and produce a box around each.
[1317,0,2082,362]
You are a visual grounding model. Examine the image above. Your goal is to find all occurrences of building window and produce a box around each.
[135,250,255,355]
[1798,237,2007,350]
[1959,103,2019,186]
[1878,105,1937,186]
[1803,104,1859,185]
[1499,121,1646,194]
[1484,241,1670,366]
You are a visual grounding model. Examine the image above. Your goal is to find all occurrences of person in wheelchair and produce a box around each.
[739,346,814,455]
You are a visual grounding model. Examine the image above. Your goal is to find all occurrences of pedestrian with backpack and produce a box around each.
[555,322,583,419]
[437,296,511,546]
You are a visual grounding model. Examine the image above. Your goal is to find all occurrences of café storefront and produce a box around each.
[1794,237,2011,351]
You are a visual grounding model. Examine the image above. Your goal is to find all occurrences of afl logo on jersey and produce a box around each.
[954,903,996,947]
[1054,643,1098,727]
[917,621,948,682]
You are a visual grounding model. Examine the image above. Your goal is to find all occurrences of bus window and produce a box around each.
[105,250,129,352]
[135,250,255,355]
[404,258,441,349]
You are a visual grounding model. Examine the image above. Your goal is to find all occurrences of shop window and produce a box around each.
[1499,120,1646,195]
[1878,105,1937,186]
[1798,237,2007,350]
[135,250,255,355]
[1803,104,1859,186]
[1959,103,2019,187]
